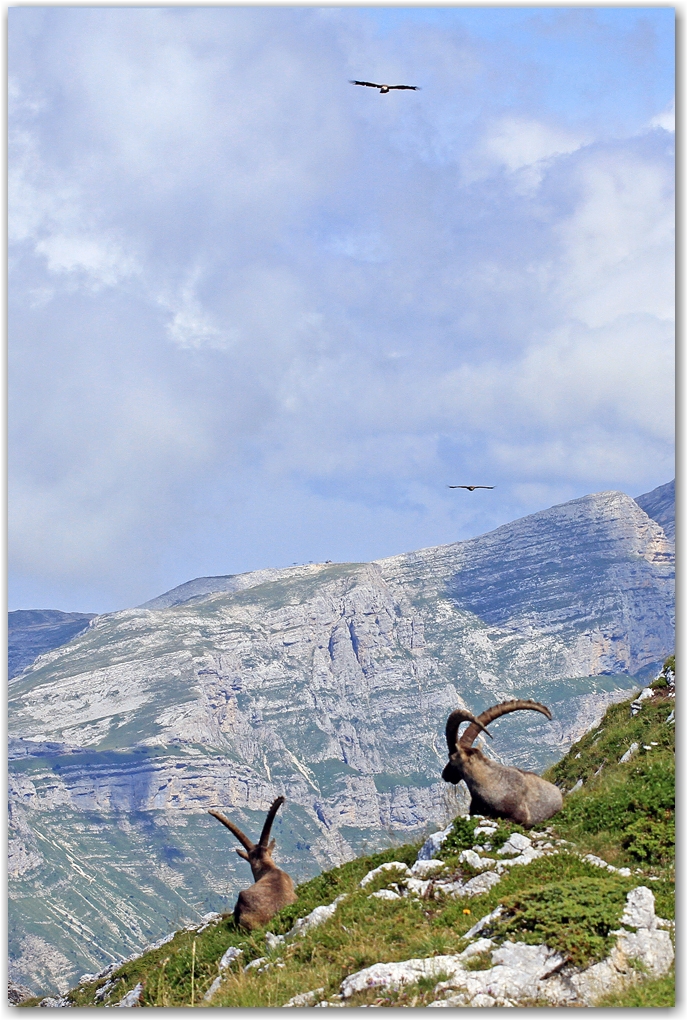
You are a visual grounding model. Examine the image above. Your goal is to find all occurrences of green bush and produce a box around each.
[494,875,629,968]
[437,815,479,856]
[621,814,675,864]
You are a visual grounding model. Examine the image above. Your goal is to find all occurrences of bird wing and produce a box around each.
[349,80,383,88]
[448,485,469,489]
[388,85,420,90]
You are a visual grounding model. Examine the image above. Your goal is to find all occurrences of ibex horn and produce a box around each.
[445,709,493,754]
[258,796,286,847]
[208,810,255,852]
[460,700,553,748]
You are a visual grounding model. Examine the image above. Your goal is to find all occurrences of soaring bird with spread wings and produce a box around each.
[448,485,495,491]
[349,80,420,94]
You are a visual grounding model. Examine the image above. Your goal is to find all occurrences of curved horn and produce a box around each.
[258,796,285,847]
[445,709,492,754]
[460,700,553,748]
[208,810,255,852]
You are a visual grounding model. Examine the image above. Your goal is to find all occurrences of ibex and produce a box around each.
[442,700,563,827]
[209,796,297,930]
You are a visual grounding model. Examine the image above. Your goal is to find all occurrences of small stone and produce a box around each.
[219,946,243,969]
[370,889,402,901]
[583,853,610,870]
[495,847,541,871]
[416,825,454,861]
[410,858,446,878]
[360,863,410,887]
[405,877,432,897]
[283,987,325,1007]
[427,993,467,1007]
[287,895,347,937]
[114,983,144,1007]
[463,871,501,897]
[459,849,497,870]
[468,993,497,1007]
[459,938,494,959]
[203,976,223,1002]
[497,832,531,855]
[432,879,466,898]
[463,905,504,939]
[244,957,268,972]
[620,887,658,930]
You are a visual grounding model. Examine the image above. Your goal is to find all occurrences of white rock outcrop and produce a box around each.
[286,895,347,938]
[341,886,673,1007]
[359,862,410,887]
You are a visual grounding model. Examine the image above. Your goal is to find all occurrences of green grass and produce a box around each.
[21,670,674,1008]
[544,684,675,870]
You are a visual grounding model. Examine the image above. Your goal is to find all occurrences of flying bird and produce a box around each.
[448,485,495,491]
[349,80,420,94]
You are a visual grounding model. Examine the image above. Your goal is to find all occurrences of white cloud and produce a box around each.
[483,116,587,180]
[649,98,674,133]
[555,147,674,327]
[161,273,237,350]
[457,115,588,193]
[9,104,140,289]
[35,233,139,288]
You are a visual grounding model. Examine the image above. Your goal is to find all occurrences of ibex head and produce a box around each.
[209,796,285,881]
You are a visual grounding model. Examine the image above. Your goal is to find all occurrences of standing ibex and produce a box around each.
[442,700,563,827]
[209,796,297,929]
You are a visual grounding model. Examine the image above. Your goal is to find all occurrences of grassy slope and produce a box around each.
[21,668,675,1008]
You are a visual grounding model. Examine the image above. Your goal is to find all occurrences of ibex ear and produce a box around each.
[268,838,276,852]
[235,848,250,861]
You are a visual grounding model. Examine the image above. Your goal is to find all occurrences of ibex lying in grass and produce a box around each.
[442,700,563,827]
[209,796,297,930]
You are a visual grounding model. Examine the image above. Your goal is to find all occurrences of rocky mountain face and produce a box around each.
[8,486,674,994]
[8,610,96,681]
[635,478,675,544]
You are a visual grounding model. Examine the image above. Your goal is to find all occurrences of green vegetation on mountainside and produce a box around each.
[544,664,675,868]
[21,663,674,1008]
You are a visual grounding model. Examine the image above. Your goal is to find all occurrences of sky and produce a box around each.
[8,5,675,614]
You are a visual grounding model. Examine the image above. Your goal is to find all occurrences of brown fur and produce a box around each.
[209,796,297,930]
[442,701,563,827]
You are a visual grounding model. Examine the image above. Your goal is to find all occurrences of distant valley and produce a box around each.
[8,482,674,994]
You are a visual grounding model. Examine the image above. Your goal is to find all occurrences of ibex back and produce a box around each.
[209,796,297,930]
[442,700,563,827]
